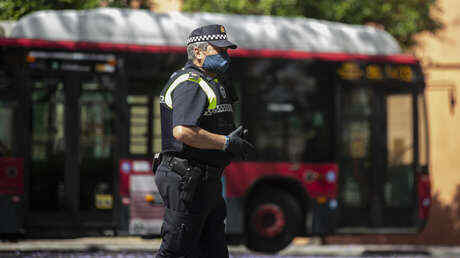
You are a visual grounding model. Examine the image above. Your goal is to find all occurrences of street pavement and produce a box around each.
[0,237,459,257]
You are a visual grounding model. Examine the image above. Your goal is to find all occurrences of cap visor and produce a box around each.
[209,39,237,49]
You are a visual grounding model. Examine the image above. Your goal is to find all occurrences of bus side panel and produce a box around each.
[119,159,164,236]
[223,161,339,235]
[224,162,338,199]
[0,158,24,235]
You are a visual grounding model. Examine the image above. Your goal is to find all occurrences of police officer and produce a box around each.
[155,25,255,258]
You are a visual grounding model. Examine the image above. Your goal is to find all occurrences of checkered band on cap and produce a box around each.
[186,34,228,45]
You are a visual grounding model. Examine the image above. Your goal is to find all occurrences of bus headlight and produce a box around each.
[329,198,338,209]
[12,195,21,203]
[422,198,430,207]
[326,171,336,183]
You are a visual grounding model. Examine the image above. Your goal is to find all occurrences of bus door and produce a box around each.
[78,74,117,228]
[337,83,417,231]
[26,51,119,233]
[379,86,417,228]
[28,75,70,228]
[337,85,375,229]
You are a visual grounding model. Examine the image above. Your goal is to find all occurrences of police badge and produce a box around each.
[219,85,227,99]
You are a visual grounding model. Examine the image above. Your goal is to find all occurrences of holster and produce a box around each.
[179,166,202,203]
[167,156,203,203]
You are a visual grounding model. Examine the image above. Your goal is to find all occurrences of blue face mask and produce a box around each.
[202,52,230,74]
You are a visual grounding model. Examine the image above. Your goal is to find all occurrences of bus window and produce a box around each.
[341,88,372,160]
[128,95,149,155]
[418,95,428,166]
[387,95,414,165]
[0,100,14,156]
[340,87,372,208]
[80,77,115,159]
[0,61,20,157]
[30,78,66,211]
[384,94,414,208]
[31,80,66,160]
[80,75,116,211]
[126,95,162,155]
[240,59,333,162]
[153,96,162,154]
[124,52,187,156]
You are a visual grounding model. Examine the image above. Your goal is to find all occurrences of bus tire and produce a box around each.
[246,187,302,253]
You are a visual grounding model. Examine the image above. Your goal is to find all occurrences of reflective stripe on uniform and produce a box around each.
[197,78,217,110]
[165,74,190,108]
[164,73,217,110]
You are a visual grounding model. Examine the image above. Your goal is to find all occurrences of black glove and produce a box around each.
[225,126,255,160]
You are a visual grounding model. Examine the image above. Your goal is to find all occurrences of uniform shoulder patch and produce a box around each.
[187,72,201,83]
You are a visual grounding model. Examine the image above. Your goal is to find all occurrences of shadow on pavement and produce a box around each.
[327,185,460,245]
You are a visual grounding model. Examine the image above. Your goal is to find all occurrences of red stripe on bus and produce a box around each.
[0,38,418,64]
[0,38,186,53]
[224,162,339,199]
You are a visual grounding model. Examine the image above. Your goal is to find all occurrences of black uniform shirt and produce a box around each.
[172,69,207,129]
[160,61,236,167]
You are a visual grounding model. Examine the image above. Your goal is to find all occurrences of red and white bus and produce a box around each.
[0,9,430,252]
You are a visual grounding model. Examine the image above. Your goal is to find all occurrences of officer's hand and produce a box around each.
[224,126,256,160]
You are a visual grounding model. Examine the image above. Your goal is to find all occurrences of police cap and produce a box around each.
[186,24,237,49]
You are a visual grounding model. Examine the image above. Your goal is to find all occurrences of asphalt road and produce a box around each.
[1,237,459,257]
[0,251,436,258]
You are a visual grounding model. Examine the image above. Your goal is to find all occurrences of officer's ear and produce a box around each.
[194,47,205,60]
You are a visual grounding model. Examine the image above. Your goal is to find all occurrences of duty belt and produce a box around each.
[162,154,224,181]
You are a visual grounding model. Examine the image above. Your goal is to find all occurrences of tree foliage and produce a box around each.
[0,0,128,21]
[0,0,96,20]
[182,0,443,48]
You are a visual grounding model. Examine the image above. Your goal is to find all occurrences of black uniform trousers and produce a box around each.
[154,161,229,258]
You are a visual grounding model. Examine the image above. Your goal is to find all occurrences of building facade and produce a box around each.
[412,0,460,244]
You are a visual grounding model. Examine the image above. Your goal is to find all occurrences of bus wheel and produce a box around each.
[246,188,302,253]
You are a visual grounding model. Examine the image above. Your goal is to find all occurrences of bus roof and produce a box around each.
[0,9,418,63]
[9,8,402,54]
